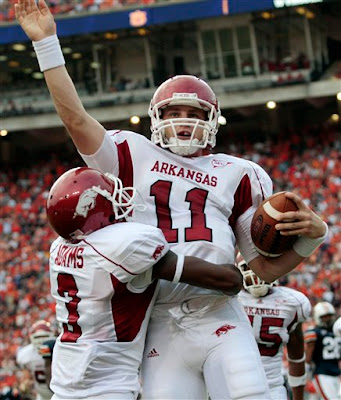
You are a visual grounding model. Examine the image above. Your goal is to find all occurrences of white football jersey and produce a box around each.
[81,130,273,304]
[49,222,169,398]
[16,343,52,400]
[238,286,311,389]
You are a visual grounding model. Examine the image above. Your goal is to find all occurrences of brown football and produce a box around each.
[251,192,299,257]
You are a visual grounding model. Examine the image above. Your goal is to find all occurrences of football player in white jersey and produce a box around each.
[16,2,328,398]
[16,320,56,400]
[45,167,242,400]
[237,259,311,400]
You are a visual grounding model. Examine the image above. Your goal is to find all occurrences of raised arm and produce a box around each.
[152,251,243,296]
[15,0,105,155]
[249,192,327,283]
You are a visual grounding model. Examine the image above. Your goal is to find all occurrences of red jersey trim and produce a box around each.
[229,174,252,230]
[110,276,157,342]
[116,140,134,188]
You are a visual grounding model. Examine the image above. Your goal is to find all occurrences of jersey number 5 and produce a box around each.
[248,315,284,357]
[151,180,212,243]
[57,273,82,342]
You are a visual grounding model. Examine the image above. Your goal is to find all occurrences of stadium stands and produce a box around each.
[1,123,340,396]
[1,0,167,22]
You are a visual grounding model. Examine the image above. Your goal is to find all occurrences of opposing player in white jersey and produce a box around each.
[16,320,56,400]
[237,260,311,400]
[45,167,242,400]
[16,1,329,398]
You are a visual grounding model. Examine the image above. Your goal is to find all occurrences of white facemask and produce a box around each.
[167,137,201,156]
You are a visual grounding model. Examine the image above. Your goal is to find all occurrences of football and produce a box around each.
[251,192,299,257]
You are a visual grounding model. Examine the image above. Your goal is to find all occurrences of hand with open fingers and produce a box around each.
[14,0,56,41]
[275,192,327,239]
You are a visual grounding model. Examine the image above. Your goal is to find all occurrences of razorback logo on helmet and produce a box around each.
[74,189,98,218]
[213,324,236,337]
[152,245,165,260]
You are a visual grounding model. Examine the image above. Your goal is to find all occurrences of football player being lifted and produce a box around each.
[16,1,328,398]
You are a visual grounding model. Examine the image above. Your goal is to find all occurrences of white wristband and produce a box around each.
[287,373,307,387]
[293,221,328,258]
[33,34,65,72]
[287,353,306,363]
[172,254,184,284]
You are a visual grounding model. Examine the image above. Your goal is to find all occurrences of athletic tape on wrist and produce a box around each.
[287,354,306,363]
[33,35,65,72]
[287,373,307,387]
[293,221,328,258]
[172,254,184,284]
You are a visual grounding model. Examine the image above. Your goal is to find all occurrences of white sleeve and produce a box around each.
[79,131,119,175]
[285,289,312,332]
[87,223,169,282]
[296,292,312,323]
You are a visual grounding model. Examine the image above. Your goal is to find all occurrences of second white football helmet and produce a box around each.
[238,260,273,297]
[313,301,336,328]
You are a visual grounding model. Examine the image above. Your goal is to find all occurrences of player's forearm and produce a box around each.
[44,66,105,154]
[180,260,243,295]
[153,252,243,294]
[249,250,304,283]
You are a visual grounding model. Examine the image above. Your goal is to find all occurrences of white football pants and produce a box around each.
[313,374,341,400]
[141,296,271,400]
[269,385,287,400]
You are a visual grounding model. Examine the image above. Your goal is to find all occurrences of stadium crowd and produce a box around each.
[0,122,340,397]
[1,0,165,21]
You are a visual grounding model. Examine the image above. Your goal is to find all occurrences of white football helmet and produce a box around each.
[149,75,221,156]
[29,320,55,349]
[313,301,336,328]
[238,260,273,297]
